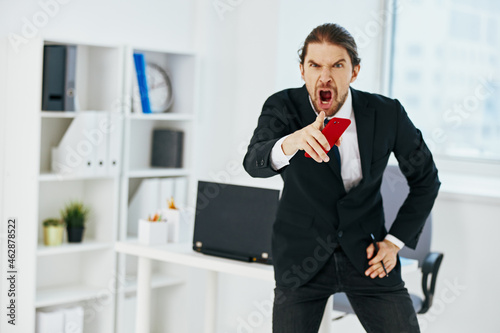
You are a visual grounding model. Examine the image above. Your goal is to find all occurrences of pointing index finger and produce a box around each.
[315,111,326,130]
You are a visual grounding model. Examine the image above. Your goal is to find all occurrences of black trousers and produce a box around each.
[272,246,420,333]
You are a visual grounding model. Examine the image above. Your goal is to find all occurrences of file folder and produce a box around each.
[107,112,123,176]
[62,306,84,333]
[128,178,162,237]
[159,178,175,209]
[42,45,77,111]
[51,112,97,176]
[94,112,108,176]
[133,53,151,114]
[36,310,64,333]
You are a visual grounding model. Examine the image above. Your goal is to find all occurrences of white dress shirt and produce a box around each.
[269,88,404,250]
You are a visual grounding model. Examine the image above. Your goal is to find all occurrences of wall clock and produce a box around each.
[145,63,174,112]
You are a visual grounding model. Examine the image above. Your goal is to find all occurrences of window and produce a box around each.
[390,0,500,161]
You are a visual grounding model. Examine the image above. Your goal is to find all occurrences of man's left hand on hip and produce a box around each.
[365,239,400,279]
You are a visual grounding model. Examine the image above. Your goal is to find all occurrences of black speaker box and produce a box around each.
[151,129,184,168]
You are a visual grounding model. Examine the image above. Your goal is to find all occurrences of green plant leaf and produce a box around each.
[60,200,90,228]
[42,218,64,227]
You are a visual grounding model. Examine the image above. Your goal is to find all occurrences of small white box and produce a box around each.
[138,219,168,245]
[62,306,84,333]
[161,208,180,243]
[36,310,64,333]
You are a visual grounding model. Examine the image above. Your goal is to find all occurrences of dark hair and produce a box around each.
[298,23,361,67]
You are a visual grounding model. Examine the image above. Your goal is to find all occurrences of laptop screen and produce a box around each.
[193,181,280,264]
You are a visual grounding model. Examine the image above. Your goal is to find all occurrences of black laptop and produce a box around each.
[192,181,280,265]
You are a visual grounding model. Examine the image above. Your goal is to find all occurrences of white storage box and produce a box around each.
[160,208,180,243]
[36,310,64,333]
[62,306,84,333]
[138,219,168,245]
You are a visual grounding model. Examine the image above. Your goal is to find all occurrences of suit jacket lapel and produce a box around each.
[351,87,375,182]
[297,85,316,127]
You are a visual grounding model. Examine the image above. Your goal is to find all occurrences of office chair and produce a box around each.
[333,165,444,317]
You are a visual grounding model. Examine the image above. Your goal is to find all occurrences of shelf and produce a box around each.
[39,172,118,182]
[37,241,113,256]
[41,111,78,118]
[123,274,184,293]
[132,46,196,56]
[126,235,138,241]
[36,284,105,308]
[127,113,194,121]
[41,111,117,118]
[127,168,191,178]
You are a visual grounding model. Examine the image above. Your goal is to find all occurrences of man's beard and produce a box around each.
[314,89,348,117]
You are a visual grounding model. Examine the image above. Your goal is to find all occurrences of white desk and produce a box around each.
[115,241,418,333]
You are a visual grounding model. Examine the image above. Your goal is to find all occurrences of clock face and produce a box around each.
[145,63,173,112]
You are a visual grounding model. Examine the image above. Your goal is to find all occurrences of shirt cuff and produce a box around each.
[270,135,296,171]
[385,234,405,250]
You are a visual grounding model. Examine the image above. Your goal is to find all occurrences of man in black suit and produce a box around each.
[243,23,440,332]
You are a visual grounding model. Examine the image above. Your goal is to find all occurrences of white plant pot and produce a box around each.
[138,219,168,245]
[160,208,180,243]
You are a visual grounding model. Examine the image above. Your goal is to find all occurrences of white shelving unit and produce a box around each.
[33,40,124,333]
[114,46,199,333]
[1,37,198,333]
[36,285,107,308]
[37,240,113,257]
[126,167,192,179]
[123,274,184,294]
[127,113,194,121]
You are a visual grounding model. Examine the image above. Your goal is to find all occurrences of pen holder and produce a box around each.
[160,208,180,243]
[138,219,168,245]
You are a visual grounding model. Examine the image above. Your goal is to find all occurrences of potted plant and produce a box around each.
[60,201,90,243]
[42,218,65,246]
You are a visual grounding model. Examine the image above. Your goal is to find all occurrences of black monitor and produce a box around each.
[192,181,280,265]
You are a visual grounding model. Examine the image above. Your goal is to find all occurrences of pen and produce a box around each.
[370,233,389,278]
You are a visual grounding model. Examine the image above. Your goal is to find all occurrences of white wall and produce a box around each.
[194,0,283,191]
[423,193,500,333]
[273,0,386,93]
[1,0,196,51]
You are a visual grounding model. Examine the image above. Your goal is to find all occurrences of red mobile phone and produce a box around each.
[304,117,351,158]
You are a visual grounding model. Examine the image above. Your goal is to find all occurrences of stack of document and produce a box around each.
[51,111,122,177]
[128,177,187,240]
[36,306,84,333]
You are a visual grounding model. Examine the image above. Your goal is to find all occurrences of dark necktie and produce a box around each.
[324,118,341,171]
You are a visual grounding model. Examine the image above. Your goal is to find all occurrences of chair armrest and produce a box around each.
[419,252,444,314]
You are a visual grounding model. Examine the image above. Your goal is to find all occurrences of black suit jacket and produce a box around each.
[243,85,441,289]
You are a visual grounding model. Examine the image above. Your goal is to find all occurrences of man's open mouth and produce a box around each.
[318,89,333,109]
